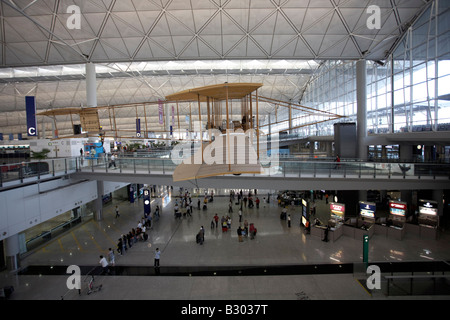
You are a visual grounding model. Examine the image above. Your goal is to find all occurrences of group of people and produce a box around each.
[174,191,198,218]
[116,224,147,256]
[229,189,261,209]
[98,248,116,275]
[237,222,257,242]
[116,206,160,255]
[209,213,257,242]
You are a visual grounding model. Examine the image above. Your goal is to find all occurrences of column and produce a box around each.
[94,180,104,221]
[401,190,413,215]
[399,144,413,162]
[356,59,367,160]
[5,234,20,271]
[432,189,444,219]
[86,62,97,108]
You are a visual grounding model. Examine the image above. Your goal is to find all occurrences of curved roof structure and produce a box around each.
[0,0,429,66]
[0,0,431,138]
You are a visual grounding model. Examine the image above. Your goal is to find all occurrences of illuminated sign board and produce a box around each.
[330,202,345,218]
[143,189,151,214]
[418,199,438,216]
[389,200,407,217]
[26,96,37,136]
[359,201,376,218]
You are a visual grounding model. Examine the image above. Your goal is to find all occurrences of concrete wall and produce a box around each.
[0,179,98,241]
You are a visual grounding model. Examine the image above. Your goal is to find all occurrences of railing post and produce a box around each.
[343,162,346,178]
[373,163,376,178]
[313,161,316,178]
[38,160,41,180]
[298,161,301,178]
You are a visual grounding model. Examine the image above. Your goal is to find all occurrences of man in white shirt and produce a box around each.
[99,255,109,275]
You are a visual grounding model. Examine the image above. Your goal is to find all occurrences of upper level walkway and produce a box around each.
[2,155,449,191]
[75,156,450,190]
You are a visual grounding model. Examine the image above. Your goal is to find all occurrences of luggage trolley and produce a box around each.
[85,267,103,295]
[87,275,102,295]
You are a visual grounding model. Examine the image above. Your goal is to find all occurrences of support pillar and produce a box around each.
[5,234,20,271]
[356,59,367,160]
[94,180,104,221]
[399,144,414,162]
[433,189,444,220]
[86,62,97,108]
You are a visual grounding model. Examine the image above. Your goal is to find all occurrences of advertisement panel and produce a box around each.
[389,200,407,216]
[359,201,376,218]
[158,100,164,124]
[330,202,345,219]
[418,199,438,216]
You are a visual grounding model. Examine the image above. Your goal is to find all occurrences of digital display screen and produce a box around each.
[389,201,407,216]
[418,199,438,216]
[330,202,345,218]
[302,199,308,218]
[302,216,307,226]
[359,202,376,218]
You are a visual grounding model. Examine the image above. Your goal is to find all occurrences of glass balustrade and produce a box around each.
[2,155,449,188]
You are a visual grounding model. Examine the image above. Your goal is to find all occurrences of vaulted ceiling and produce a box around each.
[0,0,431,137]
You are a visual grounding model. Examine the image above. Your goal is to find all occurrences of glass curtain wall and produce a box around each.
[298,0,450,137]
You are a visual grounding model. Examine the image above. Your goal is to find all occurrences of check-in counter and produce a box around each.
[354,222,374,240]
[406,222,420,236]
[420,224,438,239]
[387,225,405,240]
[311,223,343,242]
[374,224,388,236]
[343,217,374,240]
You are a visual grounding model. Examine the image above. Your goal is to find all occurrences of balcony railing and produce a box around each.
[2,155,449,188]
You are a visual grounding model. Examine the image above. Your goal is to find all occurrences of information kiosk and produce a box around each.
[387,200,407,240]
[328,202,344,241]
[418,199,439,239]
[311,202,344,242]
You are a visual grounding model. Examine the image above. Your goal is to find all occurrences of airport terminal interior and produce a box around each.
[1,0,450,301]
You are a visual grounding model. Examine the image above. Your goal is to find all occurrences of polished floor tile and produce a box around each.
[1,193,450,300]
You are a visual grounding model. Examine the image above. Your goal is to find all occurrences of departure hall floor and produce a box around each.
[1,194,450,301]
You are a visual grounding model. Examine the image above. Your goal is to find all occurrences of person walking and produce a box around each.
[200,226,205,243]
[115,205,120,218]
[154,248,161,268]
[287,214,291,227]
[99,255,109,275]
[237,226,243,242]
[108,248,115,267]
[214,214,219,228]
[239,209,242,222]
